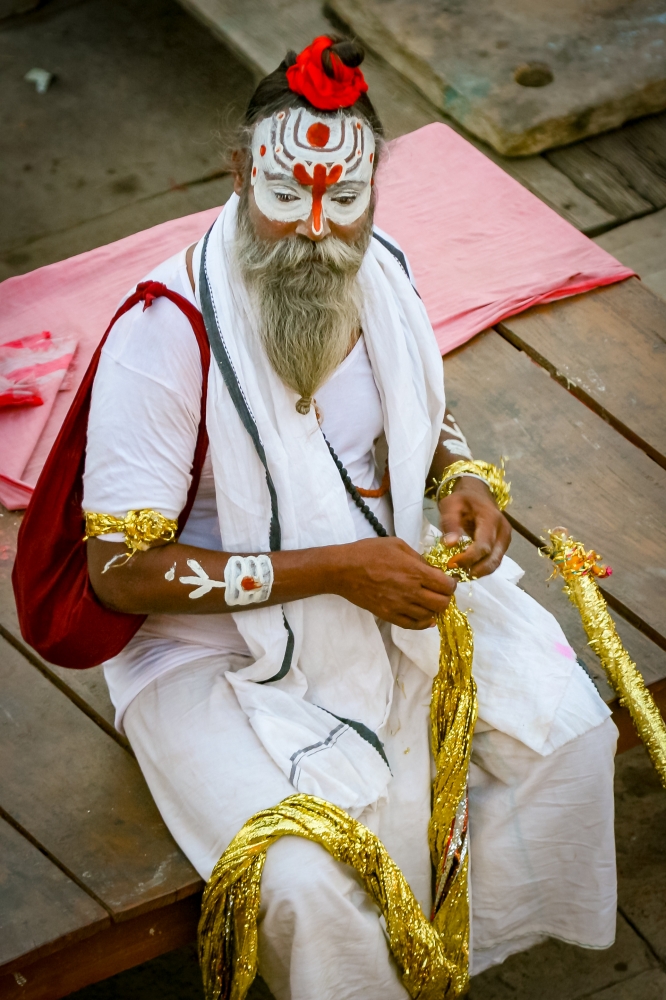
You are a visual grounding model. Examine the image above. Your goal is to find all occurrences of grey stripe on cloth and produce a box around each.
[289,723,349,785]
[198,226,294,680]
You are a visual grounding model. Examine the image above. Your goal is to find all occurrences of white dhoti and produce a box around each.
[124,649,617,1000]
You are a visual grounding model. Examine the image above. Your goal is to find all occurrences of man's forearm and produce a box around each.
[427,408,473,490]
[87,538,340,615]
[87,534,457,629]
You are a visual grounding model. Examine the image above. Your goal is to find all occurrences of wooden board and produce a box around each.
[444,330,666,647]
[0,637,202,923]
[615,743,666,966]
[595,208,666,304]
[546,144,653,222]
[583,128,666,210]
[0,895,200,1000]
[0,817,108,971]
[0,508,119,738]
[497,278,666,469]
[623,113,666,184]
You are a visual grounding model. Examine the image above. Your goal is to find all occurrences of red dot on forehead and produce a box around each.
[306,122,331,148]
[260,145,266,156]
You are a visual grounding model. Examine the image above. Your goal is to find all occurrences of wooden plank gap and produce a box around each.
[495,321,666,473]
[0,804,113,919]
[0,621,131,754]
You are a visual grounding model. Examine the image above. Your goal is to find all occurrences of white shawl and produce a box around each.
[192,198,610,815]
[193,197,445,814]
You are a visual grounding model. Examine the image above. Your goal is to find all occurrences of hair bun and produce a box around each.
[285,35,368,110]
[324,38,365,73]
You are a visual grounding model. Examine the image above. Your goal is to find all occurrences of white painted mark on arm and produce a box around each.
[441,412,473,459]
[178,558,226,599]
[102,552,131,574]
[165,562,176,581]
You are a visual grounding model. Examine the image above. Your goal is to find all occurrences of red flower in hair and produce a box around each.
[286,36,368,111]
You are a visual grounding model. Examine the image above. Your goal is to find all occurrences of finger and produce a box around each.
[406,607,439,629]
[437,495,467,546]
[418,562,458,596]
[467,516,512,578]
[392,612,436,630]
[411,590,453,616]
[449,512,496,572]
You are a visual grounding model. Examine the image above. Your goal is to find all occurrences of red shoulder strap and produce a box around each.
[131,281,211,529]
[76,279,210,528]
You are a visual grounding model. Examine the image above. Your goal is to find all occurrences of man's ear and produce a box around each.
[231,149,247,196]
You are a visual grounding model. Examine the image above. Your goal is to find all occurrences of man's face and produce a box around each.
[234,108,375,244]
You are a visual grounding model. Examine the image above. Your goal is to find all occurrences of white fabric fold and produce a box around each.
[459,556,610,753]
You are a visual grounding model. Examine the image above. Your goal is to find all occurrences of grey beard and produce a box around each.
[234,192,372,412]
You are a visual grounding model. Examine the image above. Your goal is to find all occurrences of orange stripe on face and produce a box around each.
[292,162,343,233]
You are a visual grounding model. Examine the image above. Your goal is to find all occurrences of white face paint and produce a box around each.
[250,108,375,236]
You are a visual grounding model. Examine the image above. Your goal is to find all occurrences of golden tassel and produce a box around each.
[198,539,476,1000]
[543,528,666,789]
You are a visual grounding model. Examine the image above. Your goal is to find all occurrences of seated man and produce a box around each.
[82,35,617,1000]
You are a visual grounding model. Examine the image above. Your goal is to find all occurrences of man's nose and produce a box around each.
[295,211,331,241]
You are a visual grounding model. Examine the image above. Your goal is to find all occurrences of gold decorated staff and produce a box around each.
[543,528,666,789]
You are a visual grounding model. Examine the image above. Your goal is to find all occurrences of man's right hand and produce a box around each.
[330,537,456,630]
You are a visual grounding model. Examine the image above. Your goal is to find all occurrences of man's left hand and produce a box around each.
[437,476,511,578]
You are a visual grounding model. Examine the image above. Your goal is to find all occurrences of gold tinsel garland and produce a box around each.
[198,538,477,1000]
[543,528,666,789]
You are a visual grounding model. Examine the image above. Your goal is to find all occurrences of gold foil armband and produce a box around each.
[84,509,178,562]
[434,459,511,512]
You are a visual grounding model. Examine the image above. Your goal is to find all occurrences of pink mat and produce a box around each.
[0,122,633,510]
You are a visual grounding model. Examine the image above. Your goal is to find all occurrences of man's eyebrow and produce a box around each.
[329,180,367,190]
[263,171,298,182]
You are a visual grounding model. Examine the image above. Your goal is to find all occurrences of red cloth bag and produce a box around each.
[12,281,210,669]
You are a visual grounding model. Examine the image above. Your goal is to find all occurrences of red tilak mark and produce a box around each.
[260,145,266,156]
[306,121,330,147]
[241,575,261,591]
[356,122,362,129]
[252,166,257,177]
[293,162,343,233]
[369,152,374,162]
